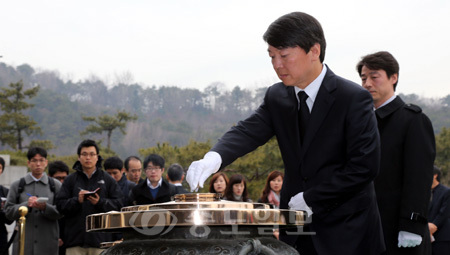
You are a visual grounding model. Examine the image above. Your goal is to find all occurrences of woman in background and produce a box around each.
[208,172,228,197]
[259,170,284,208]
[224,174,252,202]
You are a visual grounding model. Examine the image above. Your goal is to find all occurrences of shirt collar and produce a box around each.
[29,172,42,182]
[147,178,162,189]
[376,94,397,110]
[294,64,327,108]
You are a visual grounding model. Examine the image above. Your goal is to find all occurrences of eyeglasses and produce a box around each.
[53,176,66,181]
[80,153,97,158]
[145,167,161,172]
[30,159,46,164]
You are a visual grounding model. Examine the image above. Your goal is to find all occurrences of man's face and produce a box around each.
[127,159,142,183]
[52,171,68,183]
[106,168,123,182]
[268,45,320,89]
[78,146,98,171]
[360,66,397,108]
[28,154,48,178]
[145,162,164,184]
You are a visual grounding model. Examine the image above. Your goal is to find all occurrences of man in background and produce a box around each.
[56,139,122,255]
[5,147,62,255]
[49,160,69,184]
[104,156,136,206]
[124,156,144,184]
[357,51,436,254]
[48,160,70,255]
[129,154,177,205]
[0,156,13,254]
[428,166,450,255]
[166,163,189,194]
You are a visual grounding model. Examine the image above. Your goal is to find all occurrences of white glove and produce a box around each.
[398,231,422,248]
[288,192,313,216]
[186,151,222,192]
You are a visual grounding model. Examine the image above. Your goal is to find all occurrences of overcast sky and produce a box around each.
[1,0,449,98]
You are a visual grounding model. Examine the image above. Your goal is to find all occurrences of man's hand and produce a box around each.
[27,196,46,210]
[78,190,87,203]
[288,192,313,216]
[428,222,438,235]
[186,151,222,192]
[86,193,100,205]
[398,231,422,248]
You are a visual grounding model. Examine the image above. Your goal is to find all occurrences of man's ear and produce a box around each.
[390,73,398,85]
[310,43,321,60]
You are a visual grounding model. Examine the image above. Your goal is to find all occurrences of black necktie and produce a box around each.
[298,91,310,144]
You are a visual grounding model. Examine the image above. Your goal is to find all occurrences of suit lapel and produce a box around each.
[300,69,336,157]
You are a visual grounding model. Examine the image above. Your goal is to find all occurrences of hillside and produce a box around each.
[1,62,449,157]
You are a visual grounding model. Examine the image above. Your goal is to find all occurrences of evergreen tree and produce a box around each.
[0,80,41,150]
[81,110,138,150]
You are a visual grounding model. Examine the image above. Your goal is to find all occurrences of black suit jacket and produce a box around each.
[429,184,450,242]
[375,96,435,255]
[212,67,384,255]
[130,178,177,205]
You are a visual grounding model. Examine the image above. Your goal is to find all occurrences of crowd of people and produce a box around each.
[0,139,287,255]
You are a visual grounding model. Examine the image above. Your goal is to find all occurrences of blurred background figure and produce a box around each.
[48,160,69,184]
[0,156,13,255]
[224,174,252,202]
[258,170,284,209]
[124,156,144,184]
[208,173,228,197]
[428,166,450,255]
[48,160,70,255]
[166,163,189,194]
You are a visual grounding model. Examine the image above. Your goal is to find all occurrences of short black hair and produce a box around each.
[124,155,141,171]
[433,165,442,182]
[27,147,47,160]
[263,12,327,63]
[356,51,400,90]
[143,154,165,170]
[104,156,124,170]
[0,157,5,172]
[48,161,70,176]
[167,163,184,181]
[77,139,99,155]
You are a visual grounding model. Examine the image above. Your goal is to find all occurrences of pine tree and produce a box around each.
[0,81,41,150]
[81,110,138,149]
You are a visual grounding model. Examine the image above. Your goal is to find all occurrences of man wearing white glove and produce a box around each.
[357,52,435,254]
[187,12,385,255]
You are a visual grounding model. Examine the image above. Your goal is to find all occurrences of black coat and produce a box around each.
[375,96,435,255]
[429,184,450,243]
[0,185,13,253]
[130,178,177,205]
[212,67,385,255]
[55,161,123,249]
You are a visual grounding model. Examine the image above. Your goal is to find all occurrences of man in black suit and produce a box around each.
[186,12,384,255]
[429,166,450,255]
[167,163,189,194]
[357,51,436,255]
[129,154,177,205]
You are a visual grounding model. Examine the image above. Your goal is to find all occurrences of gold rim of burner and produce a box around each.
[173,193,222,202]
[121,201,272,212]
[86,209,305,232]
